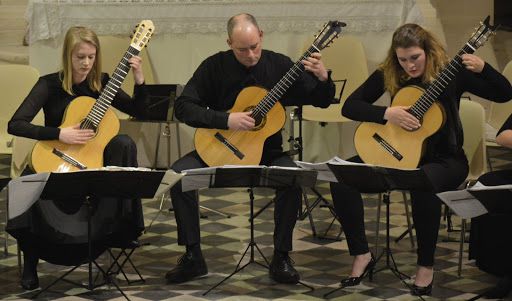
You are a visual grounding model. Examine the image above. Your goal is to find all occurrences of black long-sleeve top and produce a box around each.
[342,63,512,157]
[175,49,335,155]
[8,72,148,140]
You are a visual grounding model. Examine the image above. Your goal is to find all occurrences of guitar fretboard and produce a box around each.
[81,46,140,129]
[251,45,320,120]
[409,43,476,119]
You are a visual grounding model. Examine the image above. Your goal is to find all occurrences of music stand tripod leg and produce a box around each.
[203,188,268,296]
[199,205,231,218]
[373,193,410,281]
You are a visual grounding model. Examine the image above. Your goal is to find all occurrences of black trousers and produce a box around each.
[170,150,301,252]
[330,152,468,267]
[7,135,144,265]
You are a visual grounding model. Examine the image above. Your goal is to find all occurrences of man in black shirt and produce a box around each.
[166,13,335,284]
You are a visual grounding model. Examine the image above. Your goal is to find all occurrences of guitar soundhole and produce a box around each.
[80,119,98,133]
[247,107,266,131]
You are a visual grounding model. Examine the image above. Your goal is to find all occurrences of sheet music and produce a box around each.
[181,165,312,191]
[328,158,420,171]
[181,166,217,192]
[468,181,512,192]
[436,189,488,219]
[155,169,185,196]
[295,156,344,182]
[8,169,179,219]
[8,172,50,219]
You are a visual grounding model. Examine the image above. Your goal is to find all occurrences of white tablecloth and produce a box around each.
[26,0,423,166]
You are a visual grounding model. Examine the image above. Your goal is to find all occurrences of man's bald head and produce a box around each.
[226,13,263,68]
[227,13,260,39]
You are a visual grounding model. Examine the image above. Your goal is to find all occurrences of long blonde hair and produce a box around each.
[380,23,449,96]
[60,26,102,95]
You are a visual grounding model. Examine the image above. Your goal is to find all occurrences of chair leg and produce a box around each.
[458,218,466,278]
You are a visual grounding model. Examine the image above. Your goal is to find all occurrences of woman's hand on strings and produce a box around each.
[384,106,421,131]
[59,123,95,144]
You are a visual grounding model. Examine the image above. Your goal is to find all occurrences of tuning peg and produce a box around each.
[130,34,133,39]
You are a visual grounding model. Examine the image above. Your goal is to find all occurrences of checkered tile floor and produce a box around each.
[1,150,511,300]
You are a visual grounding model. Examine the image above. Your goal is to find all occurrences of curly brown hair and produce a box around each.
[379,23,449,96]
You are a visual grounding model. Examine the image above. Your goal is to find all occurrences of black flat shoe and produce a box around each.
[411,281,433,296]
[340,253,376,287]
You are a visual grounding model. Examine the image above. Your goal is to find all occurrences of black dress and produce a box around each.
[6,72,148,265]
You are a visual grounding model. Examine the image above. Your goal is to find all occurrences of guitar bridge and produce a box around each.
[372,133,403,161]
[214,132,244,160]
[52,148,87,170]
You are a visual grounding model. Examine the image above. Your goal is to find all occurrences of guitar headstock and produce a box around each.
[312,20,346,51]
[468,16,498,50]
[130,20,155,51]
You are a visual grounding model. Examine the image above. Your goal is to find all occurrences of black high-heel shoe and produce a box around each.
[411,280,433,296]
[21,251,39,290]
[340,253,376,287]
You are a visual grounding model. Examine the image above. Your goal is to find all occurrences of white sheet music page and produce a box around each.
[295,156,343,182]
[468,181,512,192]
[436,189,488,219]
[181,166,218,192]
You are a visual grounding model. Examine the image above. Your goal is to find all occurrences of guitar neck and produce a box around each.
[82,46,140,129]
[251,45,318,119]
[410,43,476,119]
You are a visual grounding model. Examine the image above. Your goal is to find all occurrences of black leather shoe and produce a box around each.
[165,251,207,284]
[411,281,433,296]
[340,253,376,287]
[269,253,300,284]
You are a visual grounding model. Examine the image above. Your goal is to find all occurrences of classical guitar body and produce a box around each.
[195,86,286,167]
[31,96,120,173]
[354,86,445,169]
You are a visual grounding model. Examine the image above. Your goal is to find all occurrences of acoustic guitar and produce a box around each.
[194,20,345,167]
[30,20,154,173]
[354,16,497,169]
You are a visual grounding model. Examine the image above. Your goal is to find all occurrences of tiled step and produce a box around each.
[0,45,28,64]
[0,29,26,46]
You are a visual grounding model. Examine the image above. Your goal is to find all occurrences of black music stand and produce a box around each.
[201,166,317,296]
[324,163,431,295]
[29,170,166,300]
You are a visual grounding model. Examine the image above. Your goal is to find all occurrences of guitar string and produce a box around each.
[408,43,474,119]
[81,46,139,130]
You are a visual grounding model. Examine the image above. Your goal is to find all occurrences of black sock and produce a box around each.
[274,250,288,258]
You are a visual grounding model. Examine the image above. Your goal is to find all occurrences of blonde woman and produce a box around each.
[7,26,148,290]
